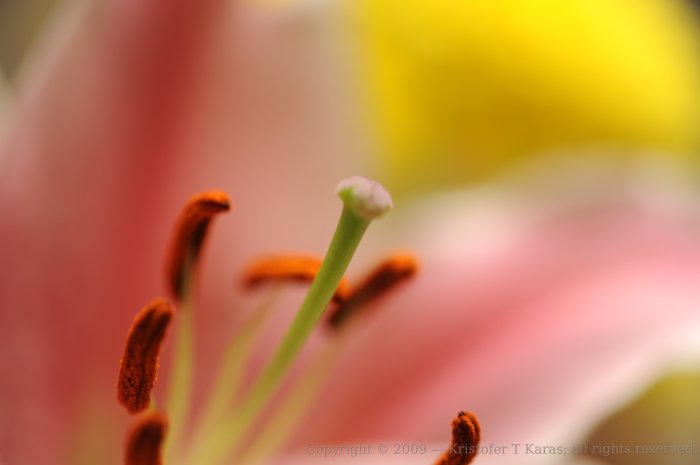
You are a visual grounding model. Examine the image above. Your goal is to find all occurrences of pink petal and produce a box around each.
[0,0,230,462]
[295,192,700,453]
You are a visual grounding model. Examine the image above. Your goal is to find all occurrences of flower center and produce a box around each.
[116,176,480,465]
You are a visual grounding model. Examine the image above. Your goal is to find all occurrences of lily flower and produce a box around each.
[1,1,700,465]
[113,176,473,465]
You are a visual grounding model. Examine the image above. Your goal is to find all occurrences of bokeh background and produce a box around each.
[1,1,700,465]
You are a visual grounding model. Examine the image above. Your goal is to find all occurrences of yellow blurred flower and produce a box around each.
[349,0,700,194]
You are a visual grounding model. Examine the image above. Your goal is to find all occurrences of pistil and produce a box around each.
[190,177,393,465]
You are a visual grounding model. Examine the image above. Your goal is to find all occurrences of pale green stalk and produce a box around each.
[191,207,371,465]
[239,336,347,465]
[164,267,195,463]
[188,287,281,450]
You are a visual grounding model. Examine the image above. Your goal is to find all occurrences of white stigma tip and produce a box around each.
[336,176,393,220]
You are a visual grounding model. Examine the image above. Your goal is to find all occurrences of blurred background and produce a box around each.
[1,1,700,465]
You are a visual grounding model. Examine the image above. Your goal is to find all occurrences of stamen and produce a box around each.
[117,299,174,414]
[163,191,229,461]
[434,411,481,465]
[328,252,418,328]
[125,411,168,465]
[187,286,282,454]
[243,254,350,303]
[165,190,231,300]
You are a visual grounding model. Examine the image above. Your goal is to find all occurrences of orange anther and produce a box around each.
[243,254,350,303]
[125,411,168,465]
[434,411,481,465]
[165,191,230,300]
[117,299,174,413]
[328,252,418,328]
